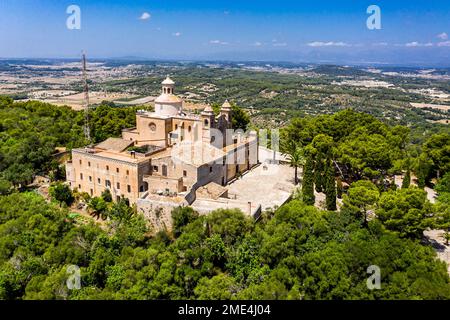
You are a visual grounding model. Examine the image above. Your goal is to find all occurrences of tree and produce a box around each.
[441,232,450,246]
[435,172,450,205]
[231,103,250,131]
[336,177,343,199]
[2,163,34,188]
[49,182,74,207]
[314,154,325,192]
[108,198,134,223]
[171,206,199,237]
[194,274,238,299]
[422,133,450,179]
[0,179,12,195]
[88,197,108,219]
[282,140,304,185]
[402,170,411,189]
[311,134,334,193]
[325,160,337,211]
[337,128,398,181]
[344,180,380,225]
[101,189,112,202]
[302,155,315,206]
[376,187,434,239]
[415,153,432,189]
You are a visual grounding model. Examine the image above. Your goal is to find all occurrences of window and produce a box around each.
[162,165,168,177]
[149,123,156,132]
[116,182,120,189]
[183,170,187,177]
[105,180,111,188]
[106,165,109,171]
[209,166,213,173]
[116,168,119,173]
[127,185,131,193]
[210,136,215,143]
[80,173,83,180]
[175,124,178,130]
[90,189,93,196]
[88,161,91,167]
[97,178,101,184]
[188,126,192,132]
[153,165,158,172]
[89,176,92,182]
[79,159,82,165]
[204,119,209,127]
[78,184,81,189]
[126,170,129,175]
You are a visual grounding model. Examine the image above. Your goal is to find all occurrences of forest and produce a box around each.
[0,97,450,299]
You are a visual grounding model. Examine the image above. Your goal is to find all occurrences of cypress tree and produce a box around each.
[402,170,411,189]
[314,155,324,193]
[336,177,343,199]
[302,156,315,205]
[325,160,337,211]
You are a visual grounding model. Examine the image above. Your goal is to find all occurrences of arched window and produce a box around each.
[188,126,192,132]
[149,122,156,132]
[204,119,209,127]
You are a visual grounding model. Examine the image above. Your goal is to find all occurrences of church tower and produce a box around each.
[220,100,232,129]
[154,76,182,116]
[201,105,215,144]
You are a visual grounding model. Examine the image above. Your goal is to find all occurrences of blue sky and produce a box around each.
[1,0,449,65]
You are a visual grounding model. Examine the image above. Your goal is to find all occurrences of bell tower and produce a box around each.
[154,76,182,116]
[201,105,215,144]
[161,75,175,94]
[220,100,232,129]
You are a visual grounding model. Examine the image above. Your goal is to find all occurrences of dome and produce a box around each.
[162,76,175,85]
[155,94,182,104]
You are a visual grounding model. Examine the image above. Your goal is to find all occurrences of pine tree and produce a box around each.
[302,156,315,205]
[402,170,411,189]
[325,160,337,211]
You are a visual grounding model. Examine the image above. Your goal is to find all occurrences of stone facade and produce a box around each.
[66,76,258,209]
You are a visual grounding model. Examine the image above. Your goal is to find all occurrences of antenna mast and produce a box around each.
[82,51,91,145]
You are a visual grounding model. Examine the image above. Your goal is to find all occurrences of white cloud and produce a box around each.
[172,32,181,37]
[253,41,263,46]
[373,42,388,46]
[224,11,230,15]
[405,41,433,47]
[273,42,287,47]
[437,32,448,40]
[438,41,450,47]
[209,40,229,45]
[139,12,151,20]
[307,41,350,47]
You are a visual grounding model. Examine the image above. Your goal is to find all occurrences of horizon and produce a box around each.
[0,1,449,66]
